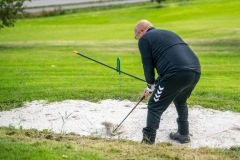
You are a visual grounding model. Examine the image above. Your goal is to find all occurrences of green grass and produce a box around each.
[188,40,240,111]
[0,41,145,110]
[0,127,108,160]
[0,0,239,111]
[0,0,240,159]
[0,40,239,111]
[0,127,239,160]
[1,0,240,41]
[0,0,239,110]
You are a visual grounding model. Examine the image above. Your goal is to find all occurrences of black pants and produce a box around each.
[142,70,201,143]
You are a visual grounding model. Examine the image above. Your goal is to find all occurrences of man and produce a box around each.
[134,20,201,144]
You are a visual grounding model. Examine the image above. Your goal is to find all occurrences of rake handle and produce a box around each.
[112,95,145,133]
[73,51,146,82]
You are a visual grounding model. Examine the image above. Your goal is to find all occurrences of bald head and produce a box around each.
[134,20,154,40]
[135,20,153,31]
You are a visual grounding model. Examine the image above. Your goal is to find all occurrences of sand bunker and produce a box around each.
[0,99,239,148]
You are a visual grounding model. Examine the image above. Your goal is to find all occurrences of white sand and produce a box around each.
[0,99,239,148]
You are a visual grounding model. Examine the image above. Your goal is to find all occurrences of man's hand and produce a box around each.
[143,84,155,99]
[144,89,152,98]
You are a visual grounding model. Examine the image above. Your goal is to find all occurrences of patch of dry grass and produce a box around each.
[0,127,239,160]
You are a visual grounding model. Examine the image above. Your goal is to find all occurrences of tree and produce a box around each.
[155,0,166,7]
[0,0,30,29]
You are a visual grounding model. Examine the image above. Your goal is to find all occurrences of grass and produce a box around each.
[0,0,240,159]
[0,127,107,160]
[0,41,145,110]
[0,40,239,111]
[188,39,240,111]
[0,126,239,160]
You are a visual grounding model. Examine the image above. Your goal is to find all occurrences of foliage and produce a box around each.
[0,0,30,29]
[155,0,166,7]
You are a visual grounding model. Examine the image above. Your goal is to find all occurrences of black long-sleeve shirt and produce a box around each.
[138,28,201,84]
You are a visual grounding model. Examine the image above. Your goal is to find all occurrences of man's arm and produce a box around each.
[138,38,155,84]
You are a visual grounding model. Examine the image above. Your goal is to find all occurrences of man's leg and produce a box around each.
[142,86,173,144]
[174,88,194,135]
[142,96,172,144]
[170,71,201,143]
[142,72,189,144]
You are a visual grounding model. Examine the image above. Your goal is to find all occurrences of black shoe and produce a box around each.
[141,134,155,145]
[170,132,190,144]
[141,138,155,145]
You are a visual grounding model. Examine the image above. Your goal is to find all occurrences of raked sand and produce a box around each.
[0,99,240,148]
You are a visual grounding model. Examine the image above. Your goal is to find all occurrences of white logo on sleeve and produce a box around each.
[154,85,164,102]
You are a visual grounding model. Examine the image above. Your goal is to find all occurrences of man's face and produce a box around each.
[134,26,148,40]
[134,29,142,40]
